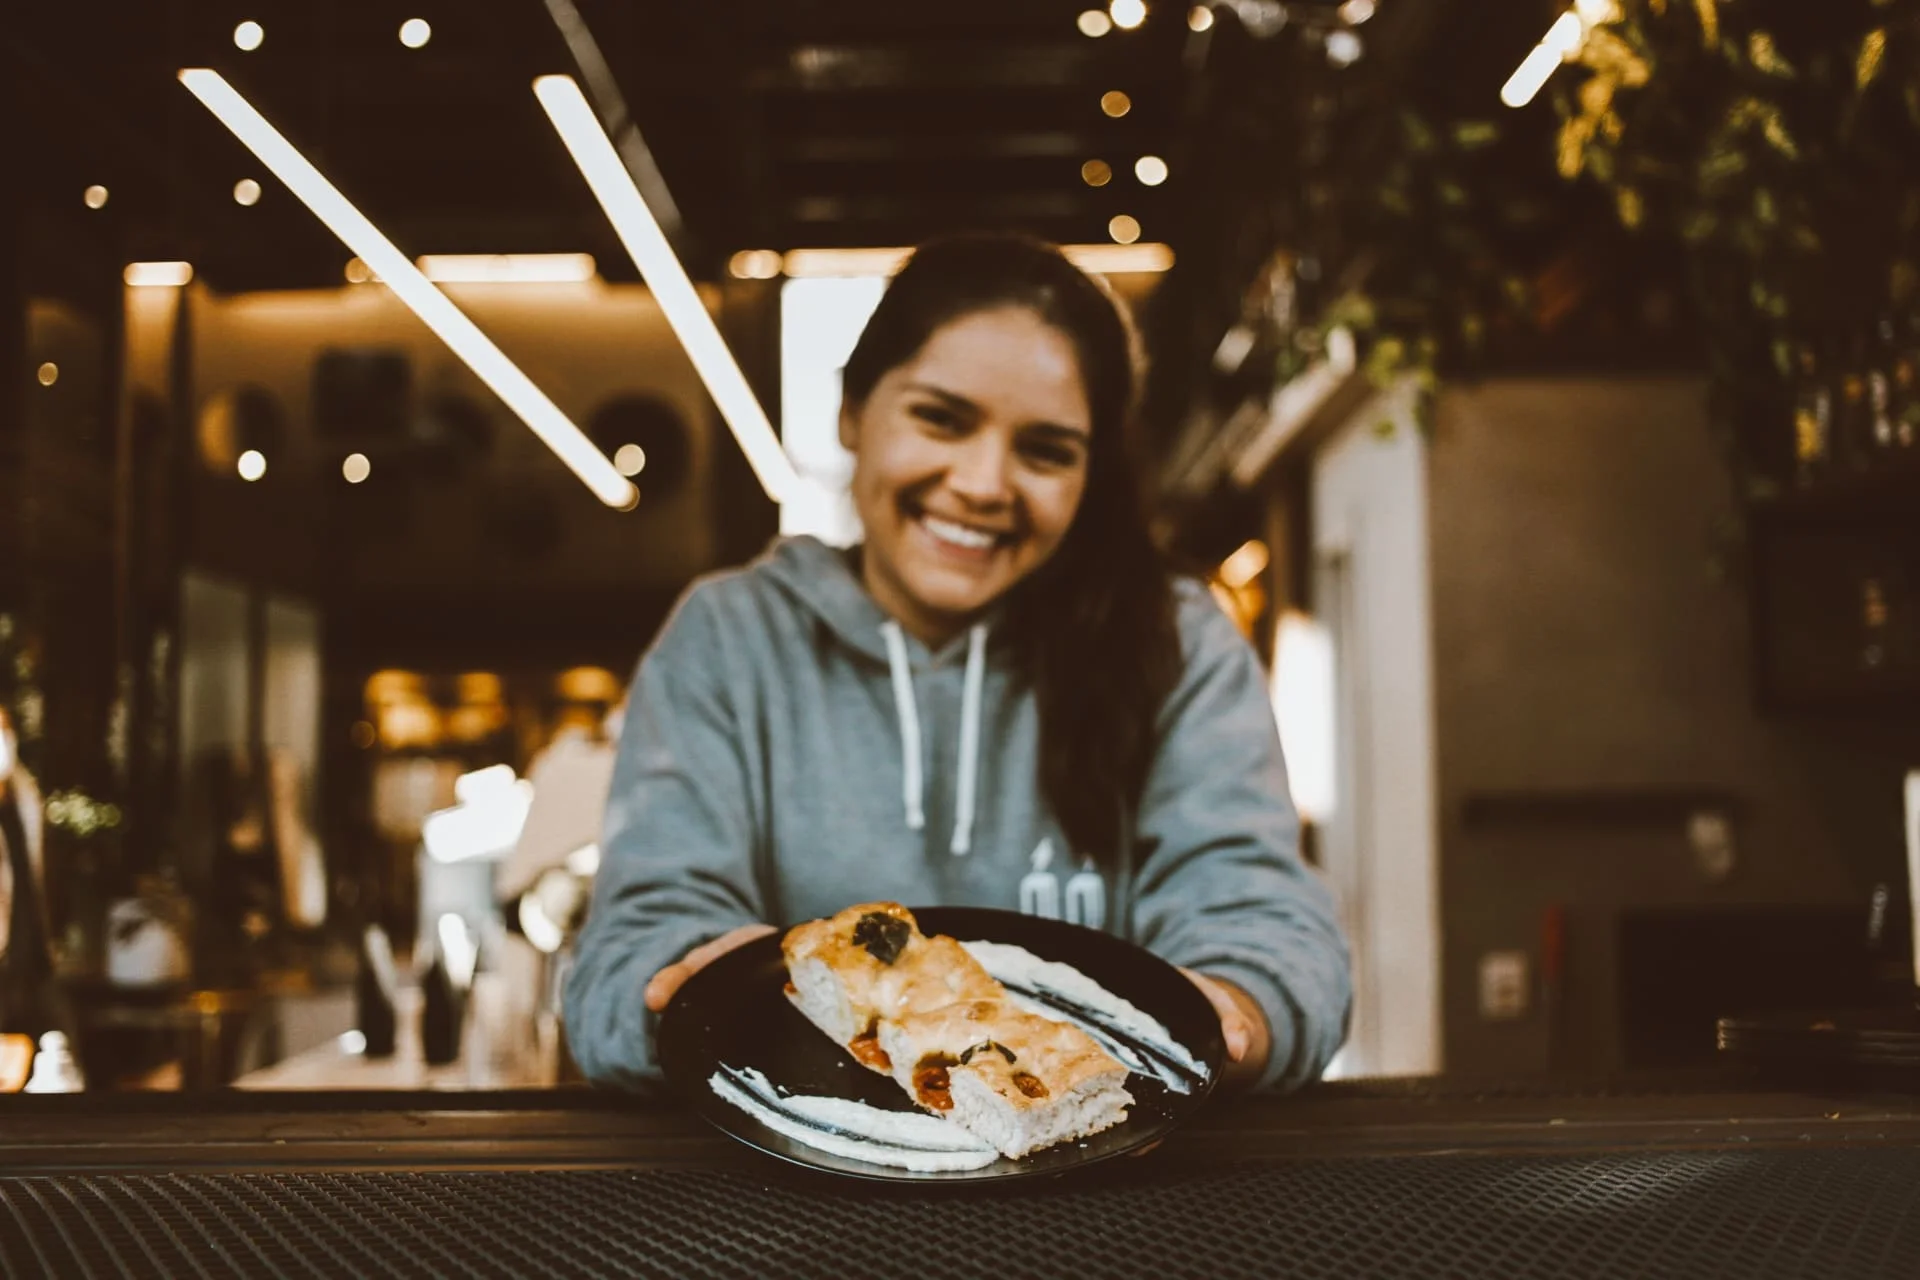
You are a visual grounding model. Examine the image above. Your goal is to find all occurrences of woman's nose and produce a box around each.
[944,434,1014,505]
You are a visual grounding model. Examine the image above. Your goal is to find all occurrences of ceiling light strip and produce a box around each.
[416,253,599,283]
[778,243,1176,279]
[178,68,635,509]
[534,74,799,505]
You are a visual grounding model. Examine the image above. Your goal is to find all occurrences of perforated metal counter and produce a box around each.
[3,1077,1916,1278]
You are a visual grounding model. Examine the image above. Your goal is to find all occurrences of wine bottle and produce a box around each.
[419,914,474,1067]
[356,924,398,1059]
[420,951,461,1066]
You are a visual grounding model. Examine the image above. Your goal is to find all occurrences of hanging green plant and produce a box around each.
[1554,0,1920,494]
[1265,108,1549,431]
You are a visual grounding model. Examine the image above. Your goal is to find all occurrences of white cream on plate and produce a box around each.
[708,1066,1000,1173]
[960,940,1210,1094]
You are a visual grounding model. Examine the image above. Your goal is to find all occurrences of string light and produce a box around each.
[124,261,194,287]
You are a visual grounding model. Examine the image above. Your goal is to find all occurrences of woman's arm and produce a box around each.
[564,585,768,1089]
[1129,584,1352,1092]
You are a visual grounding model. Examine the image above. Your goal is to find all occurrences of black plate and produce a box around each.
[658,906,1225,1183]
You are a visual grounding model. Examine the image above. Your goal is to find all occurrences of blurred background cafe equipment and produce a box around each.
[2,0,1919,1095]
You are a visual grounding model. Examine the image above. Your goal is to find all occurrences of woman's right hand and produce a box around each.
[643,923,777,1012]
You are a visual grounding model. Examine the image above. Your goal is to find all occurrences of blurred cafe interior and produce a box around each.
[2,0,1919,1104]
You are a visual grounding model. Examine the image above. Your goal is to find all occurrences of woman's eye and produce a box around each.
[911,404,964,432]
[1020,440,1083,469]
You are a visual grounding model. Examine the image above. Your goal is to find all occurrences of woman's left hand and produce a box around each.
[1180,968,1271,1088]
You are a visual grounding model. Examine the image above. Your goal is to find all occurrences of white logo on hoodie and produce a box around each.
[1064,857,1106,930]
[1018,838,1106,929]
[1019,838,1060,919]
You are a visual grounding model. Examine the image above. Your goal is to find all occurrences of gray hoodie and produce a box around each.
[566,536,1350,1091]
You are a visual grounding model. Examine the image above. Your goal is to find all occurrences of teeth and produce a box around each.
[922,515,997,550]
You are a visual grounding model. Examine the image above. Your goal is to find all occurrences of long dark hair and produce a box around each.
[841,233,1182,867]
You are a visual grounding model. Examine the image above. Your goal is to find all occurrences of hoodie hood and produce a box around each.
[757,536,898,664]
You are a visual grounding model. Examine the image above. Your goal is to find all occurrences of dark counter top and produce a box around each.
[4,1071,1918,1173]
[3,1075,1918,1277]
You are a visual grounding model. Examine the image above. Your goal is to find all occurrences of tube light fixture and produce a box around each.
[534,73,800,504]
[415,253,598,283]
[779,243,1177,279]
[178,68,634,508]
[1219,538,1271,590]
[781,247,915,279]
[124,261,194,287]
[1501,7,1604,108]
[727,249,784,280]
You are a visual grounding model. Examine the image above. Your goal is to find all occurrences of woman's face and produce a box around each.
[841,306,1093,645]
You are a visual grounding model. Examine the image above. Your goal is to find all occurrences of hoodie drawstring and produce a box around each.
[880,620,989,853]
[949,624,987,855]
[880,621,926,832]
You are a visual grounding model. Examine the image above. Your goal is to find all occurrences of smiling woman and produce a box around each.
[835,235,1173,868]
[567,234,1352,1099]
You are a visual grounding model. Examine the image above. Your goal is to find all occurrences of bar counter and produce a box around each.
[3,1074,1918,1277]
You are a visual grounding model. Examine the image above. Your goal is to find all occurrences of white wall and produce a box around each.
[1311,378,1442,1078]
[778,276,884,547]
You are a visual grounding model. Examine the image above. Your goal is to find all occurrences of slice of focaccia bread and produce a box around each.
[874,999,1135,1160]
[781,902,1000,1073]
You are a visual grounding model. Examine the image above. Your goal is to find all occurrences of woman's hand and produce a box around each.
[644,923,777,1012]
[1180,968,1271,1088]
